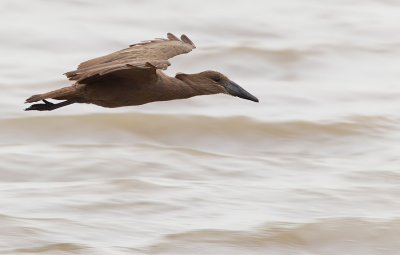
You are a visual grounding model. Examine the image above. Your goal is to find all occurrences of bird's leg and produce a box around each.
[25,99,75,111]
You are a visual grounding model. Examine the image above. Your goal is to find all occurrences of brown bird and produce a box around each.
[25,33,258,111]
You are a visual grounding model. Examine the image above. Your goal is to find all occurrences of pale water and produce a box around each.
[1,0,400,254]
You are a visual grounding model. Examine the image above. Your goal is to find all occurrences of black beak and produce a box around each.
[226,81,259,103]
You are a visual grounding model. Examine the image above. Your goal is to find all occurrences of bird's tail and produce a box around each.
[25,86,77,103]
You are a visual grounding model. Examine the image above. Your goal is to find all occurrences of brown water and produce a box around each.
[1,0,400,254]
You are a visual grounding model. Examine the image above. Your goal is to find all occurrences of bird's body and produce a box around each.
[68,70,212,108]
[25,33,258,111]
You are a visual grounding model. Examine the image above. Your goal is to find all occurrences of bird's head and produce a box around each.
[175,70,259,103]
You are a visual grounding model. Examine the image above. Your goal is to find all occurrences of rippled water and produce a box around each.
[1,0,400,254]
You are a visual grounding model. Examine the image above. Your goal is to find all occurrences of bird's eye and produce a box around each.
[212,76,221,83]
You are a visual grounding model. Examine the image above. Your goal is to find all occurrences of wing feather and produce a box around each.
[65,33,195,83]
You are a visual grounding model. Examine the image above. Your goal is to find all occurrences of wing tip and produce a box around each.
[180,34,196,48]
[167,33,196,48]
[130,33,196,49]
[167,33,180,41]
[64,70,78,79]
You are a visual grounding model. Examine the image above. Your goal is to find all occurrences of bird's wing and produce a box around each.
[64,33,196,83]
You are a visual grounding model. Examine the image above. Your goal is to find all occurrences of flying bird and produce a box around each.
[25,33,259,111]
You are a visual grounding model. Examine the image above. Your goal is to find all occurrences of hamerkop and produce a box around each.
[25,33,258,111]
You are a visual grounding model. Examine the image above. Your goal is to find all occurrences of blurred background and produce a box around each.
[1,0,400,254]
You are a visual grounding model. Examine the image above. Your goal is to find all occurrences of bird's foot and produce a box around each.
[25,100,56,111]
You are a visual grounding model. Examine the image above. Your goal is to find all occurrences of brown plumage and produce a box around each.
[25,33,258,111]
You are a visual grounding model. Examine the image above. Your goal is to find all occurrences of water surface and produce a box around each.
[1,0,400,254]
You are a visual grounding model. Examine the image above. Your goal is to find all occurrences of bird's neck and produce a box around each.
[175,78,205,97]
[157,75,205,101]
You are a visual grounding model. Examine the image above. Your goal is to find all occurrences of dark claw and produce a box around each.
[25,100,55,111]
[25,99,75,111]
[42,99,53,105]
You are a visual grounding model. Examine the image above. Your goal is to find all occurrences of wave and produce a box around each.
[148,218,400,254]
[202,44,400,63]
[203,46,312,63]
[0,113,397,147]
[13,243,88,253]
